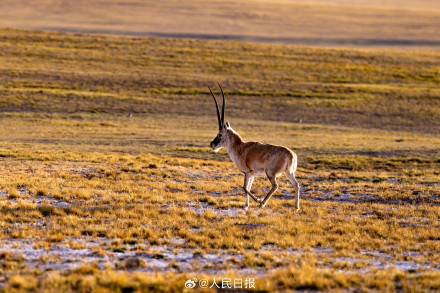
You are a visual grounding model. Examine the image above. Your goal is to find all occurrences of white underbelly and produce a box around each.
[253,169,266,176]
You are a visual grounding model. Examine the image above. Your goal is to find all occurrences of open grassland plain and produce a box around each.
[0,29,439,292]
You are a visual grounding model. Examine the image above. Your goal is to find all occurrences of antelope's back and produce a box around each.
[243,142,295,174]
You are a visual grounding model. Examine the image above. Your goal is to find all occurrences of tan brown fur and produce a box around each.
[209,85,300,210]
[211,122,300,210]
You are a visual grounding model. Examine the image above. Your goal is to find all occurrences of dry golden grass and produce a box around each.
[0,28,439,292]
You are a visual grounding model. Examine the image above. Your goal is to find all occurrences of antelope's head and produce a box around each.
[209,84,230,152]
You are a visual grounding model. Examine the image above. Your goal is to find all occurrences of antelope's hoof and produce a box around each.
[259,203,266,208]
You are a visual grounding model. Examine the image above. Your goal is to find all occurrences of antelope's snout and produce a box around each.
[210,136,221,150]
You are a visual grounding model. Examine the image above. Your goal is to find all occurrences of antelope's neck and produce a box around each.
[225,129,244,159]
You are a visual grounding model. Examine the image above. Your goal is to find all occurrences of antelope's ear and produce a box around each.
[224,121,230,129]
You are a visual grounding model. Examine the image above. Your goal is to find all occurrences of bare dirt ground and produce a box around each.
[1,0,440,50]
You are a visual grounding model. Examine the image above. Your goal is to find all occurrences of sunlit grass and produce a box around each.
[0,28,439,292]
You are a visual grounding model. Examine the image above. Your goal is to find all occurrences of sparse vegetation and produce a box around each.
[0,28,439,292]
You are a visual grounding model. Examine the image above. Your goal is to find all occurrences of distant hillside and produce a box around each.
[0,0,440,50]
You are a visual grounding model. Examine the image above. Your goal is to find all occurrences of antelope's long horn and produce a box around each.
[218,83,225,126]
[209,86,222,130]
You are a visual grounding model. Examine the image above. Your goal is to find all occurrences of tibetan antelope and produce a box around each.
[208,84,300,210]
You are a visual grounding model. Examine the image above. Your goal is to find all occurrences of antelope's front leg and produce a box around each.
[243,173,260,210]
[248,176,261,202]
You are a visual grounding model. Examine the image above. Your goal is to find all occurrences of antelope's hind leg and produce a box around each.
[286,171,300,210]
[260,172,278,208]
